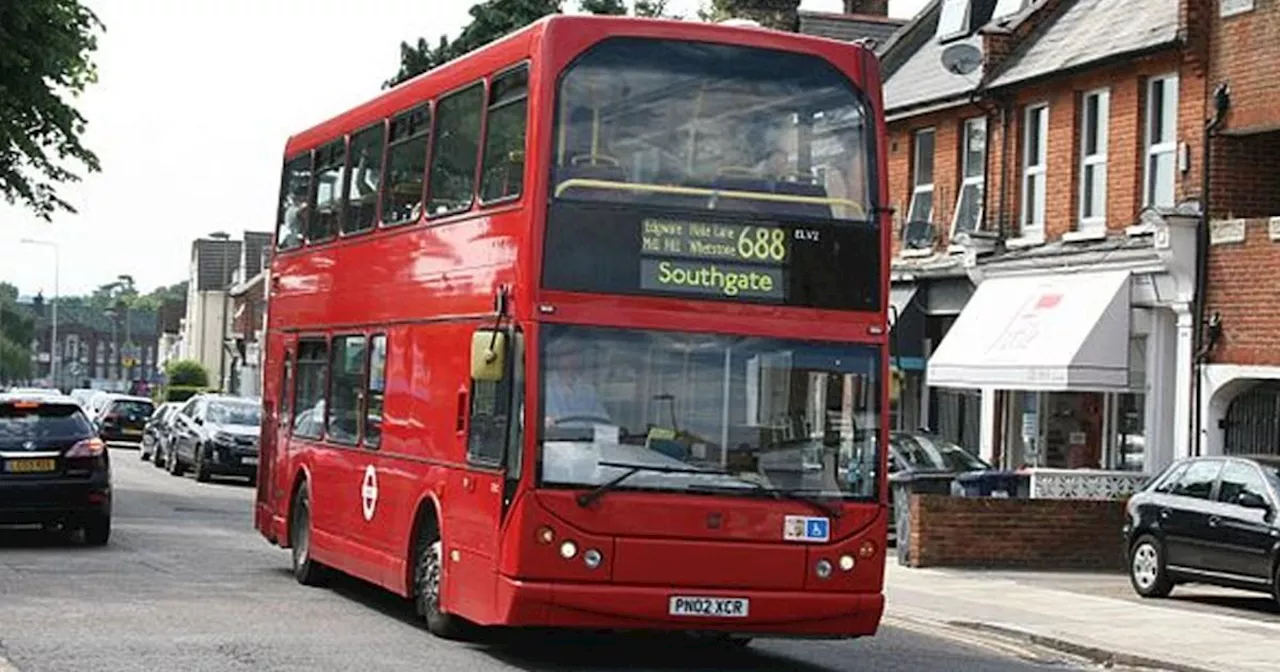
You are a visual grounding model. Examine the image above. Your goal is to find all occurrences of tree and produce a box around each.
[385,0,679,88]
[0,0,105,221]
[165,359,209,388]
[699,0,800,30]
[0,283,34,383]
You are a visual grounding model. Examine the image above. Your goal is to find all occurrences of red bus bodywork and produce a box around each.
[256,15,890,640]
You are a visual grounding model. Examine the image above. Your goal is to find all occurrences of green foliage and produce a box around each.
[0,0,105,221]
[385,0,679,88]
[164,385,207,403]
[165,359,209,387]
[699,0,800,30]
[0,282,33,382]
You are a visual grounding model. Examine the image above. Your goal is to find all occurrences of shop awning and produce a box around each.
[927,270,1133,391]
[889,284,919,319]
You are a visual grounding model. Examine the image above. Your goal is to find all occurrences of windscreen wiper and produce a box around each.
[686,483,843,519]
[576,460,731,508]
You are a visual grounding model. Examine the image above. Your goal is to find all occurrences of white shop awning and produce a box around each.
[927,270,1133,391]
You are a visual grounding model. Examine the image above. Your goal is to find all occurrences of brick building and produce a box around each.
[1198,0,1280,457]
[877,0,1217,476]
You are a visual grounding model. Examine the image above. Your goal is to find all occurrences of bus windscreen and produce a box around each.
[544,38,880,311]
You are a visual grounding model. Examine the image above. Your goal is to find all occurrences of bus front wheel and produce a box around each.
[414,529,466,639]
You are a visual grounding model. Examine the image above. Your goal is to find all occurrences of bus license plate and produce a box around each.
[5,458,57,473]
[668,596,749,618]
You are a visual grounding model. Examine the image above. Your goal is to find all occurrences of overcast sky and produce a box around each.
[0,0,929,298]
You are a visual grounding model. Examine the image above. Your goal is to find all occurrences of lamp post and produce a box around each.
[117,274,135,385]
[209,231,232,393]
[20,239,59,389]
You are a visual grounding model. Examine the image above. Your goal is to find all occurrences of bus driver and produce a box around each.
[543,339,611,427]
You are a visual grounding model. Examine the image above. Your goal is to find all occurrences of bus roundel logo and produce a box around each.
[361,465,378,522]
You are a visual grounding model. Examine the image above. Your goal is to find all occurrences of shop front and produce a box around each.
[889,265,978,451]
[923,214,1199,483]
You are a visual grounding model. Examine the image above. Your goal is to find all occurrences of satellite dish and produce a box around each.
[940,42,983,76]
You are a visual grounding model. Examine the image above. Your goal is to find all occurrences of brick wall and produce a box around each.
[907,494,1128,570]
[1210,0,1280,134]
[1206,217,1280,365]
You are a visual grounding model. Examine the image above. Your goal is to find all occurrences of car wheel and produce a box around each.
[194,447,211,483]
[83,514,110,546]
[1129,535,1173,598]
[290,484,327,586]
[414,526,466,639]
[1272,561,1280,610]
[168,449,185,476]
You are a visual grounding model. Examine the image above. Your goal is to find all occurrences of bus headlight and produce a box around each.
[839,554,856,571]
[559,540,578,559]
[815,559,833,579]
[583,548,603,569]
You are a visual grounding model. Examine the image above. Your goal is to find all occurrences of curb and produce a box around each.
[941,618,1221,672]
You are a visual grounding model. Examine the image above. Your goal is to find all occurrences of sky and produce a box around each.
[0,0,929,298]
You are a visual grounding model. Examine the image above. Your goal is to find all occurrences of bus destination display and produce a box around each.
[640,218,788,300]
[542,201,880,312]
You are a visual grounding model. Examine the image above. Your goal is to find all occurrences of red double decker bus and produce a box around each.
[255,15,890,643]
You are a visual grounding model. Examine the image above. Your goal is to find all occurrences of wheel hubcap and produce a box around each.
[1132,544,1158,589]
[424,540,443,612]
[294,502,309,567]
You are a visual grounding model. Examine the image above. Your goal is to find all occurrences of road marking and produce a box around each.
[361,465,378,522]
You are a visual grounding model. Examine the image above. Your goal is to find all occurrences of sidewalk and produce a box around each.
[883,560,1280,672]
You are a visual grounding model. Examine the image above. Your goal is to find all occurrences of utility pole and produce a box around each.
[21,239,59,389]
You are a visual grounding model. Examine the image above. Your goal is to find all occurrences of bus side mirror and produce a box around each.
[471,330,508,382]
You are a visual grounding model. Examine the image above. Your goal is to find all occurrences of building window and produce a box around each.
[480,65,529,203]
[953,117,986,238]
[993,0,1026,19]
[382,104,431,226]
[342,122,385,235]
[936,0,972,39]
[1021,103,1048,237]
[906,128,935,229]
[427,82,484,216]
[1078,89,1110,231]
[1144,74,1179,208]
[327,335,366,445]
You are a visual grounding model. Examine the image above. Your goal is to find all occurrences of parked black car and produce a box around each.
[141,401,181,463]
[167,394,262,482]
[95,395,155,446]
[0,393,111,544]
[1124,455,1280,607]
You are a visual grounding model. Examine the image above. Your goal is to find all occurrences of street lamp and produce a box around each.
[209,231,232,393]
[116,274,135,384]
[20,239,59,388]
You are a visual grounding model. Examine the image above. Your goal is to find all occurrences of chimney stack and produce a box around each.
[844,0,889,15]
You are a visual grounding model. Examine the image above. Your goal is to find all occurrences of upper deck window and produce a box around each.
[551,38,873,222]
[343,122,385,235]
[382,104,431,226]
[276,153,312,251]
[427,83,484,216]
[309,139,347,243]
[480,64,530,203]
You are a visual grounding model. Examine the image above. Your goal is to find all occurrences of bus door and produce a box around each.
[267,334,297,534]
[448,328,523,619]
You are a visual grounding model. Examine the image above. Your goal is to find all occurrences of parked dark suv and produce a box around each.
[96,395,155,446]
[0,394,111,544]
[1124,455,1280,607]
[167,394,262,482]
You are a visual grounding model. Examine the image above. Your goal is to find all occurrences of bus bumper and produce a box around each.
[493,576,884,637]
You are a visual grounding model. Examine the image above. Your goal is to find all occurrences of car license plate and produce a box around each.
[242,456,258,466]
[123,428,142,436]
[668,596,749,618]
[5,458,57,473]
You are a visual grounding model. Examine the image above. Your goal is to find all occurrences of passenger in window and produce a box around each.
[281,182,308,248]
[544,340,610,428]
[823,132,869,219]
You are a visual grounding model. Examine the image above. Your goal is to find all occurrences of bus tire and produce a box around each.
[414,527,465,639]
[290,483,327,587]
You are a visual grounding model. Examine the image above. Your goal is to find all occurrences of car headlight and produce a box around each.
[214,432,237,444]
